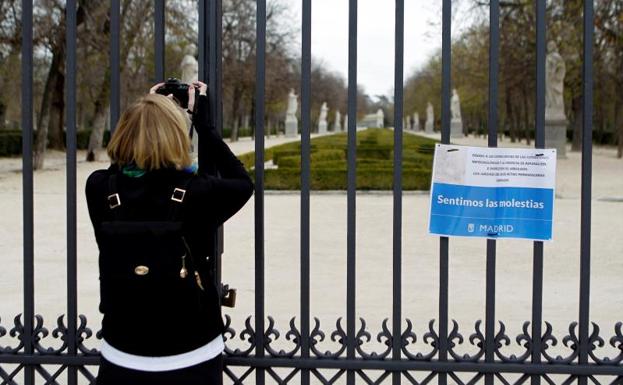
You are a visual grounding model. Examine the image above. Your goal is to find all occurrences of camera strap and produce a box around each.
[189,121,195,139]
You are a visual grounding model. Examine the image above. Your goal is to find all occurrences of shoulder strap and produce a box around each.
[107,173,124,220]
[167,174,194,222]
[107,171,194,222]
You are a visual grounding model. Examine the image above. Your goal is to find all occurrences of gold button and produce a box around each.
[134,265,149,275]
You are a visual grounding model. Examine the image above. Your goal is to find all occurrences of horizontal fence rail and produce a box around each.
[1,0,621,384]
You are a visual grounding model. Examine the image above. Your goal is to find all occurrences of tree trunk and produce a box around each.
[230,86,243,142]
[86,104,108,161]
[34,53,62,170]
[33,7,67,170]
[513,101,520,144]
[616,95,622,159]
[521,85,531,145]
[232,115,239,141]
[47,68,65,150]
[0,103,6,130]
[86,73,110,161]
[505,86,516,142]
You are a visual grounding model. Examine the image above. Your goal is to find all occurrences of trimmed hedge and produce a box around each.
[276,158,430,171]
[240,128,438,190]
[0,130,22,156]
[0,129,111,156]
[259,168,432,190]
[275,149,345,168]
[355,145,393,160]
[272,150,301,165]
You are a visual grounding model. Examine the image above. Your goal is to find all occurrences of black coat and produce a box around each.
[85,95,253,355]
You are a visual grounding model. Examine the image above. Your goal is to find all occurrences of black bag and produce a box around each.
[97,173,209,354]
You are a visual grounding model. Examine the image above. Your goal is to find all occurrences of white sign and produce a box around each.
[429,144,557,241]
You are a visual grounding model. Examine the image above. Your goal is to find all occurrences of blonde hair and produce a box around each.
[107,94,192,171]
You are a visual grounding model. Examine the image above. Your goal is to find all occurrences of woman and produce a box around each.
[86,81,253,384]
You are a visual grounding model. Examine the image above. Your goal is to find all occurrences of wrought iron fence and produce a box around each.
[1,0,622,384]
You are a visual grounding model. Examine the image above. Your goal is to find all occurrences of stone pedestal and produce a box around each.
[451,119,464,138]
[425,121,434,133]
[318,121,327,134]
[544,119,567,158]
[285,118,298,137]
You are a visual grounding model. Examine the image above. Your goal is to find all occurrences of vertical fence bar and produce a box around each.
[197,0,210,173]
[255,1,266,385]
[346,1,357,384]
[300,1,312,385]
[207,0,224,285]
[65,0,78,384]
[215,0,224,269]
[392,1,404,385]
[216,3,223,141]
[198,0,207,82]
[154,0,165,82]
[210,0,223,137]
[20,1,34,384]
[440,0,451,145]
[578,1,593,384]
[197,0,222,315]
[531,1,546,385]
[485,1,499,385]
[439,0,452,383]
[110,0,120,134]
[487,5,500,144]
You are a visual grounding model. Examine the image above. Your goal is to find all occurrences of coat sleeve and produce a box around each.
[85,170,109,230]
[189,94,254,226]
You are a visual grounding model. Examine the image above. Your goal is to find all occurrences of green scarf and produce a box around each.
[121,163,198,178]
[121,164,147,178]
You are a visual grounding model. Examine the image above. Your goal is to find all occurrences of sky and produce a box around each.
[282,0,469,99]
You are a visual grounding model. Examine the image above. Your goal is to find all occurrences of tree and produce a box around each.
[0,0,375,163]
[221,0,297,140]
[404,0,623,154]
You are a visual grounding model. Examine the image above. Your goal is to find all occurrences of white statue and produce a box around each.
[286,89,298,117]
[376,109,384,128]
[545,41,567,158]
[343,114,348,132]
[180,45,199,156]
[180,44,198,84]
[334,110,342,132]
[318,102,328,133]
[450,89,464,137]
[413,112,420,131]
[546,41,566,121]
[319,102,328,122]
[451,89,462,121]
[285,89,298,137]
[425,102,434,133]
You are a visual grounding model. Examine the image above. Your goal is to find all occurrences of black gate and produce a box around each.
[2,0,622,384]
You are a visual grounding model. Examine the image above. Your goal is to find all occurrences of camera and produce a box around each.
[155,78,197,110]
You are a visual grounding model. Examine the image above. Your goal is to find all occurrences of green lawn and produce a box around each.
[238,128,437,190]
